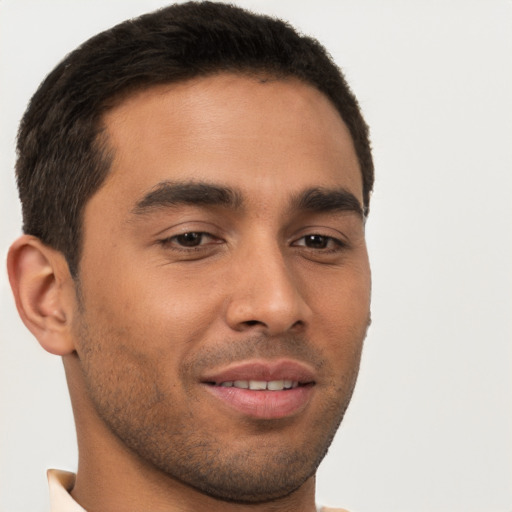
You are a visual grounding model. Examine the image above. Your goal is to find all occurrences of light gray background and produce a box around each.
[1,1,511,511]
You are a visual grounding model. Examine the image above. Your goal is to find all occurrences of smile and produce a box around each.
[201,359,316,419]
[214,380,299,390]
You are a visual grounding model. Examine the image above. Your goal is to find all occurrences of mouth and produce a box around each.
[207,379,301,390]
[200,359,316,420]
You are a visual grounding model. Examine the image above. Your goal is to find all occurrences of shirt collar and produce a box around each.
[47,469,87,512]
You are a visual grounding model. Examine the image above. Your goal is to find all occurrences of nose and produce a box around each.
[225,243,312,336]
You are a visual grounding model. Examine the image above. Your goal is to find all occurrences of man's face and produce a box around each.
[73,74,371,502]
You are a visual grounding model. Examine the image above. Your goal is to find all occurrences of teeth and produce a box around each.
[267,380,284,390]
[218,380,299,390]
[249,380,267,390]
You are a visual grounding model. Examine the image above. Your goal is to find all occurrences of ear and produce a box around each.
[7,235,77,355]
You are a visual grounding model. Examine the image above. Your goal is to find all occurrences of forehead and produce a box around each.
[96,73,362,209]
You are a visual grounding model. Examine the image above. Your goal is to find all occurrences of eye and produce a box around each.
[160,231,219,249]
[293,234,343,250]
[174,232,206,247]
[302,234,330,249]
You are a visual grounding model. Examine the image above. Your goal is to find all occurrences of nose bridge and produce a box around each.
[225,235,311,335]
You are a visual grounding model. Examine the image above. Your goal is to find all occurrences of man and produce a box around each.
[7,2,373,511]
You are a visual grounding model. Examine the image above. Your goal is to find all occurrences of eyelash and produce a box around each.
[159,232,220,251]
[291,234,346,252]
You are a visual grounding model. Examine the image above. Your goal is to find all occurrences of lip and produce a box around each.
[201,359,316,420]
[201,359,316,384]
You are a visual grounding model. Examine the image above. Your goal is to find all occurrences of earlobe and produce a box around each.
[7,235,77,355]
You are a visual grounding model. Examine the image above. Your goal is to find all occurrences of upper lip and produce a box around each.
[200,359,317,385]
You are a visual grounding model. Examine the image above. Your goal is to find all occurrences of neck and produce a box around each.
[64,355,318,512]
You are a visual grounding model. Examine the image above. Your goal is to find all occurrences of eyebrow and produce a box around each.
[291,187,364,218]
[132,181,364,219]
[132,181,243,214]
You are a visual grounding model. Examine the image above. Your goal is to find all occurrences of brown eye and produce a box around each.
[303,234,329,249]
[174,232,204,247]
[159,231,224,253]
[292,233,345,252]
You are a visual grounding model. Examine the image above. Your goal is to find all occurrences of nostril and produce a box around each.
[291,320,305,330]
[238,319,306,334]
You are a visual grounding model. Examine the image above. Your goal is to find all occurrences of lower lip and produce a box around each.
[203,384,314,419]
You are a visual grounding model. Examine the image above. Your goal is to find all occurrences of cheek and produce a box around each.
[74,270,227,408]
[81,261,226,352]
[309,259,371,326]
[307,261,371,366]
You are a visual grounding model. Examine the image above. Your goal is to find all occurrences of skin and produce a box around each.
[8,73,370,512]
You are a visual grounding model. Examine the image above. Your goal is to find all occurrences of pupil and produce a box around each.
[177,232,201,247]
[306,235,327,248]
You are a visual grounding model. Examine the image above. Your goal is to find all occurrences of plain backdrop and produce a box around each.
[1,1,511,511]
